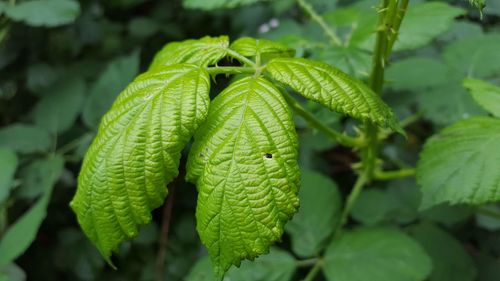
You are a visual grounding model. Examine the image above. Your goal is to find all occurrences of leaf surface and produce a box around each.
[183,0,263,10]
[0,124,51,154]
[463,78,500,117]
[187,76,300,279]
[3,0,80,27]
[417,117,500,208]
[149,36,229,70]
[0,155,64,267]
[71,65,211,262]
[266,57,399,130]
[323,227,432,281]
[286,170,341,258]
[0,148,18,203]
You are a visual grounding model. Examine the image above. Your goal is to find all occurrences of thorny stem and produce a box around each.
[282,91,364,148]
[296,0,343,46]
[205,66,256,76]
[155,184,176,281]
[337,172,369,234]
[386,0,409,56]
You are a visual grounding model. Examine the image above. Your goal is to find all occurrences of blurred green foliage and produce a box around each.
[1,0,500,280]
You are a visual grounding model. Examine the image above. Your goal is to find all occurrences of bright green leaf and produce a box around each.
[0,148,17,203]
[230,37,294,62]
[463,78,500,117]
[0,124,51,154]
[149,36,229,70]
[185,248,296,281]
[71,65,211,263]
[323,227,432,281]
[82,51,140,129]
[394,2,465,51]
[186,76,299,280]
[183,0,264,10]
[4,0,80,27]
[286,170,341,258]
[32,77,86,134]
[0,155,64,267]
[266,57,399,130]
[411,223,477,281]
[417,117,500,208]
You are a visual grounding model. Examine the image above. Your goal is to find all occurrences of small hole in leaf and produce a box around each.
[265,153,273,159]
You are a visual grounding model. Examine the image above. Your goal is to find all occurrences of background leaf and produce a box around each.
[183,0,265,10]
[286,170,341,258]
[0,148,18,203]
[0,124,51,154]
[4,0,81,27]
[463,78,500,117]
[323,227,432,281]
[410,223,476,281]
[82,51,140,130]
[0,155,64,267]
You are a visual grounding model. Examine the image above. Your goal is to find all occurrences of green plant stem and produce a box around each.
[374,168,415,180]
[476,206,500,220]
[296,0,342,46]
[282,91,364,148]
[338,172,369,229]
[226,48,257,67]
[205,66,256,76]
[303,258,323,281]
[386,0,409,55]
[296,258,318,268]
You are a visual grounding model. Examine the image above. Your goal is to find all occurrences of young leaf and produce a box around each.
[186,76,300,279]
[286,170,341,258]
[417,117,500,208]
[0,124,51,154]
[266,58,399,130]
[0,148,18,203]
[463,78,500,118]
[0,155,64,267]
[70,65,211,263]
[3,0,80,27]
[149,36,229,70]
[411,223,477,281]
[323,227,432,281]
[230,37,294,61]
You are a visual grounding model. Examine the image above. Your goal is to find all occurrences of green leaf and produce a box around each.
[0,155,64,267]
[394,2,465,51]
[230,37,294,62]
[149,36,229,70]
[183,0,264,10]
[444,34,500,78]
[386,57,450,91]
[323,227,432,281]
[186,76,299,279]
[351,188,399,226]
[286,170,341,258]
[266,57,399,130]
[411,223,477,281]
[0,124,51,154]
[420,204,473,227]
[185,248,296,281]
[417,117,500,208]
[463,78,500,118]
[17,157,70,200]
[4,0,80,27]
[476,205,500,231]
[0,148,17,203]
[32,77,86,134]
[70,65,211,263]
[82,51,140,129]
[0,263,26,281]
